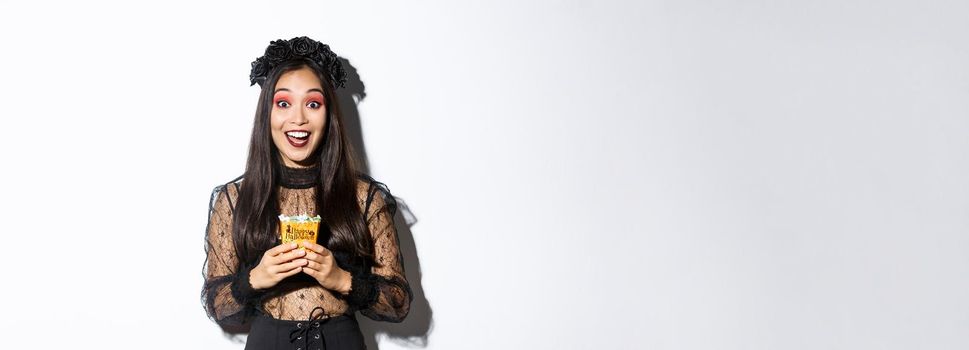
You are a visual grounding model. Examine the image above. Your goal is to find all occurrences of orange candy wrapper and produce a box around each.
[278,214,322,250]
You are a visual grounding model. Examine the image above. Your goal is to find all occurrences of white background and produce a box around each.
[0,1,966,349]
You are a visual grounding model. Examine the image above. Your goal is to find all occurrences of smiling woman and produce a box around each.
[200,36,412,350]
[271,69,328,167]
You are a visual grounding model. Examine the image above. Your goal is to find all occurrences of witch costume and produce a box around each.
[200,36,412,350]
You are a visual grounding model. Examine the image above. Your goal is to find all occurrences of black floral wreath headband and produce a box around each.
[249,36,348,89]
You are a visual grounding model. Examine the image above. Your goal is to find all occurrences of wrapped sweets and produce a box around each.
[278,213,322,250]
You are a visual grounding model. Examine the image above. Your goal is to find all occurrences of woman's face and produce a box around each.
[270,66,328,168]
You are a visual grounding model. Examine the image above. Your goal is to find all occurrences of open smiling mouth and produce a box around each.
[285,130,310,147]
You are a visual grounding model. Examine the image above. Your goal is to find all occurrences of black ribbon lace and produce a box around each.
[288,306,331,350]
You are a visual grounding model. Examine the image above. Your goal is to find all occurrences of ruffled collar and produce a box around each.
[278,160,320,189]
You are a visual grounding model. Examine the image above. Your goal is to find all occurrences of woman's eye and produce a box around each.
[276,100,290,108]
[308,101,321,109]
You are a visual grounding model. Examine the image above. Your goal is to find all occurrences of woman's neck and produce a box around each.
[278,159,320,189]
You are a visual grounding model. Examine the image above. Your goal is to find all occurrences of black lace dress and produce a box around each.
[201,161,413,349]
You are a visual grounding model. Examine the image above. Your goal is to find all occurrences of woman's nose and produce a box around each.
[293,106,309,124]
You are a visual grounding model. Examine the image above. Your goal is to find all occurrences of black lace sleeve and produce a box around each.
[341,180,414,322]
[200,181,270,329]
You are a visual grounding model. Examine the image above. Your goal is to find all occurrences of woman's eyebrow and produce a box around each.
[274,88,324,94]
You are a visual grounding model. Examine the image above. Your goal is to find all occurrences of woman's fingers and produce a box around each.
[303,255,335,273]
[278,264,303,279]
[304,250,325,264]
[270,258,307,274]
[268,242,298,257]
[302,241,330,255]
[272,247,307,264]
[304,259,320,271]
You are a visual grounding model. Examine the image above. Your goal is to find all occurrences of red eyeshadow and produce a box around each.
[303,92,322,105]
[273,92,290,104]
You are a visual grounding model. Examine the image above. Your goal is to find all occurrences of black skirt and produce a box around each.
[245,307,367,350]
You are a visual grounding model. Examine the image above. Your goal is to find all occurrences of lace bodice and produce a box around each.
[201,163,412,328]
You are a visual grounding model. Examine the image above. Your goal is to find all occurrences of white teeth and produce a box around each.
[286,131,309,138]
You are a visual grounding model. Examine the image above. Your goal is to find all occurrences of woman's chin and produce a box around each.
[277,141,320,166]
[283,152,317,166]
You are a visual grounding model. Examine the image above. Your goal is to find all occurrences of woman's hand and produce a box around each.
[250,242,309,290]
[300,241,352,294]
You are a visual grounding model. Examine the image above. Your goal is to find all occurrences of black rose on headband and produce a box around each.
[290,37,319,56]
[249,36,347,89]
[263,39,292,63]
[249,58,269,87]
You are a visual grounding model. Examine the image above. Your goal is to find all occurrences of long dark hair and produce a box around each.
[231,58,375,272]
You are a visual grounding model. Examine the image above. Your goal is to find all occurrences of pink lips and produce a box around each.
[285,130,310,148]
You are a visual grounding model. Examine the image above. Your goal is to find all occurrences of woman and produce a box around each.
[201,36,412,350]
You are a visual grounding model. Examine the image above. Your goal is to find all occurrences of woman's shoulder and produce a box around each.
[353,172,390,199]
[214,174,244,194]
[353,172,397,216]
[208,175,244,210]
